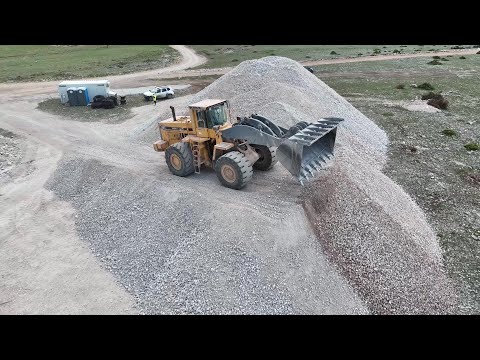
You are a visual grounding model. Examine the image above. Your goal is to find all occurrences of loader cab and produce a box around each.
[189,99,232,137]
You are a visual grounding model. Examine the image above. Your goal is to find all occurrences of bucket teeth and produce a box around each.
[277,117,344,185]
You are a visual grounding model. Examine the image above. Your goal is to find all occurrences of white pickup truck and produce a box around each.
[143,86,175,101]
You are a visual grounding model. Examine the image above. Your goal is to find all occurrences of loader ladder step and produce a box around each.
[192,141,203,174]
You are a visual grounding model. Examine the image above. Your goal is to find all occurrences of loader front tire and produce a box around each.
[252,145,277,171]
[165,142,195,177]
[215,151,253,190]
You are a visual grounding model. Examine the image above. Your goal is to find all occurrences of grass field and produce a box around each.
[0,45,178,83]
[190,45,476,69]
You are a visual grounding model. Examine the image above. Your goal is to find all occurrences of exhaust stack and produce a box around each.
[170,106,176,121]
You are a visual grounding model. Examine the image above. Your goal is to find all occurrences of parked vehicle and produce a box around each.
[143,86,174,101]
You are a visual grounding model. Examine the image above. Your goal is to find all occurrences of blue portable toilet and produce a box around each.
[77,87,89,106]
[67,87,79,106]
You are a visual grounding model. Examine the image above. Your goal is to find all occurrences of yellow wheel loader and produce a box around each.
[153,99,343,189]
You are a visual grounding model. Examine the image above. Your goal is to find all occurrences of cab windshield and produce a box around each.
[206,102,228,127]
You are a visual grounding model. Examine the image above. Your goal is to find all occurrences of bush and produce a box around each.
[442,129,457,136]
[464,143,479,151]
[357,53,363,56]
[428,59,442,65]
[417,82,435,90]
[373,48,381,54]
[305,55,311,58]
[440,57,449,61]
[459,56,466,59]
[231,59,238,62]
[393,49,401,53]
[396,84,405,89]
[427,95,449,110]
[451,45,465,49]
[383,112,394,117]
[432,55,441,59]
[400,45,407,48]
[330,51,338,55]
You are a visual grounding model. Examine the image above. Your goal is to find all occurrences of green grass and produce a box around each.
[464,143,479,151]
[442,129,457,136]
[0,45,178,83]
[190,45,451,69]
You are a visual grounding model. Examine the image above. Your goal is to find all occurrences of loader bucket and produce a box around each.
[276,118,344,184]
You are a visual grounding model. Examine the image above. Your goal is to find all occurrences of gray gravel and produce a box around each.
[46,156,368,314]
[0,128,23,184]
[46,56,458,314]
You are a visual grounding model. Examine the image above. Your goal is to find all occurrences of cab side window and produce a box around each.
[196,110,207,128]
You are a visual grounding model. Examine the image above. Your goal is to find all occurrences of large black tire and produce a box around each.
[252,145,277,171]
[215,151,253,190]
[165,142,195,177]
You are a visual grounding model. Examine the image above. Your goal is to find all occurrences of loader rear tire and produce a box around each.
[165,142,195,177]
[252,145,277,171]
[215,151,253,190]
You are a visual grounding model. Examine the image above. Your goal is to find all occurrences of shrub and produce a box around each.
[373,48,381,54]
[393,49,401,53]
[330,51,338,55]
[442,129,457,136]
[417,82,434,90]
[231,59,238,62]
[305,55,311,58]
[428,59,442,65]
[459,56,466,59]
[383,112,394,116]
[464,143,479,151]
[451,45,465,49]
[440,57,449,61]
[427,95,449,109]
[358,53,363,56]
[396,84,405,89]
[477,51,480,54]
[432,55,441,59]
[400,45,407,47]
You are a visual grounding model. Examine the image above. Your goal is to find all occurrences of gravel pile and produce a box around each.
[193,57,457,313]
[46,157,368,314]
[0,128,22,179]
[139,57,388,167]
[48,56,457,314]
